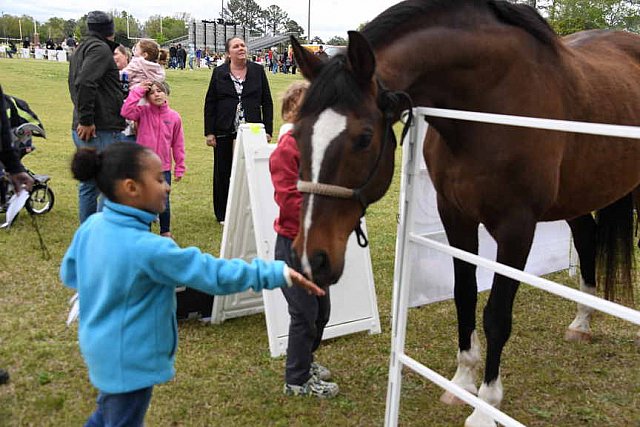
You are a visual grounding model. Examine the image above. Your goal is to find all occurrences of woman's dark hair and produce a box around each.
[71,142,150,202]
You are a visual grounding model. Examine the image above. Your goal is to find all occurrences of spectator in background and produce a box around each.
[169,44,177,69]
[315,45,328,61]
[158,49,169,68]
[204,36,273,223]
[22,37,30,49]
[68,10,126,223]
[176,44,186,69]
[6,41,17,58]
[66,34,77,52]
[188,45,195,70]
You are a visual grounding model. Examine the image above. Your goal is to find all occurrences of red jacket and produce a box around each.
[269,125,302,239]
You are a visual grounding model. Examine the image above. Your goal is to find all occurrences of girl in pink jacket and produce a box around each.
[121,80,185,238]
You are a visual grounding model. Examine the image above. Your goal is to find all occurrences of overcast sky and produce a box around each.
[3,0,400,42]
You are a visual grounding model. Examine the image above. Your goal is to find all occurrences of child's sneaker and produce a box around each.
[283,375,339,398]
[310,362,331,381]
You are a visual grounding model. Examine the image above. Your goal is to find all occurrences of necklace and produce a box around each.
[230,66,246,80]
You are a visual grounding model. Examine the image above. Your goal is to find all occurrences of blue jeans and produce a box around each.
[72,130,127,223]
[85,386,153,427]
[159,171,172,234]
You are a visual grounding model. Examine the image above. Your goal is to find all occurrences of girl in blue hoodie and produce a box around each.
[60,142,323,427]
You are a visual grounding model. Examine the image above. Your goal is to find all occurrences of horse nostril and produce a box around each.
[310,250,331,275]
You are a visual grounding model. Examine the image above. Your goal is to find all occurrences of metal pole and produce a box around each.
[19,19,22,40]
[308,0,311,42]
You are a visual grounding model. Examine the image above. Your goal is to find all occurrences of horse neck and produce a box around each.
[374,27,546,111]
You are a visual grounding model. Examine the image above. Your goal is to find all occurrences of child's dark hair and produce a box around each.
[71,142,150,202]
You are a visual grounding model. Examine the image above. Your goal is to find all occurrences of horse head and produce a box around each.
[290,32,410,285]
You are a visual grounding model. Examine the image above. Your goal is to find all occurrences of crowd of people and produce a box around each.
[0,9,338,426]
[4,34,77,59]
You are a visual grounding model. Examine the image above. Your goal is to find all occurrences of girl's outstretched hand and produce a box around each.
[289,269,326,296]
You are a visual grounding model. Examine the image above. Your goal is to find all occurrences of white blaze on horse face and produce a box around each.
[301,109,348,277]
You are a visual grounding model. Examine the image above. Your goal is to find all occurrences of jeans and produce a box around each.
[72,130,127,223]
[159,171,172,233]
[85,386,153,427]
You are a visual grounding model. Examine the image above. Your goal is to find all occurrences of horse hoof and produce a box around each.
[440,390,466,405]
[564,328,591,343]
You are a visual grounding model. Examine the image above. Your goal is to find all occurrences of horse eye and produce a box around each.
[354,133,372,150]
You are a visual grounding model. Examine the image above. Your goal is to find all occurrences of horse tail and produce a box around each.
[595,193,636,305]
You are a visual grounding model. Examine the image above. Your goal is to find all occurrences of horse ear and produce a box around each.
[290,35,324,81]
[347,31,376,86]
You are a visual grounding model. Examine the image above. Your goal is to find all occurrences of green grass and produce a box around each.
[0,58,639,426]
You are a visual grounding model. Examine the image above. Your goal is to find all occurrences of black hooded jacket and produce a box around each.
[68,32,125,131]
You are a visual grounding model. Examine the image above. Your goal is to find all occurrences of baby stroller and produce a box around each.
[0,94,53,227]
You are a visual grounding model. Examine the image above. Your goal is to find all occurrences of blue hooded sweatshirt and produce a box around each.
[60,200,288,393]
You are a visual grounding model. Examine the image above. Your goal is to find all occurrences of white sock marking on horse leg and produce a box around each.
[464,376,503,427]
[568,278,596,334]
[450,330,481,394]
[300,109,347,277]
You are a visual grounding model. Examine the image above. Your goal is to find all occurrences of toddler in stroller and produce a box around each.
[0,94,53,227]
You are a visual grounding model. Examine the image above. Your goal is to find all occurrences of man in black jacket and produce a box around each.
[68,10,126,223]
[0,84,34,385]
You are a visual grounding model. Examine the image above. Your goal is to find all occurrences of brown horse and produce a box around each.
[289,0,639,425]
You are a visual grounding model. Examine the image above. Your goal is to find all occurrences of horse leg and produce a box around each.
[437,200,481,405]
[465,213,536,427]
[565,215,597,342]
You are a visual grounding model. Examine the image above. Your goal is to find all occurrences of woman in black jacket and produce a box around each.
[204,37,273,223]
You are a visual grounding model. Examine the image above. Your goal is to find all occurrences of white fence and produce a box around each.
[385,107,640,426]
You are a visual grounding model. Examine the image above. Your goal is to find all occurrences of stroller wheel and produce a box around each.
[26,184,54,215]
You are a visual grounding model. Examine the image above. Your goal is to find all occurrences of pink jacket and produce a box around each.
[123,56,166,87]
[121,86,186,177]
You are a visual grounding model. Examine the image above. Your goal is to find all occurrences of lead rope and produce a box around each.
[30,215,51,260]
[355,218,369,248]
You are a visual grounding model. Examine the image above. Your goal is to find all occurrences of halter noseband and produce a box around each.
[296,81,413,247]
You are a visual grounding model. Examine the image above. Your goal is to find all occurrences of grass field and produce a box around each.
[0,58,638,426]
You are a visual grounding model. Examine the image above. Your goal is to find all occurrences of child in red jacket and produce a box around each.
[121,80,185,238]
[269,81,338,398]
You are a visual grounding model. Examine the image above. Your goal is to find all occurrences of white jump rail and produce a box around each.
[385,107,640,427]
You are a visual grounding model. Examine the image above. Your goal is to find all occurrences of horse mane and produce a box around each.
[298,55,365,117]
[361,0,558,51]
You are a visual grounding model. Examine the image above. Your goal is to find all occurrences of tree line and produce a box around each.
[518,0,640,34]
[2,1,637,49]
[0,5,329,48]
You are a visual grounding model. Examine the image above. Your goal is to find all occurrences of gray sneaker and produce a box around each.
[310,362,331,381]
[284,375,339,398]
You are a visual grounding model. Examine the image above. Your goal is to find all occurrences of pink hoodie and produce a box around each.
[123,56,166,87]
[121,86,186,177]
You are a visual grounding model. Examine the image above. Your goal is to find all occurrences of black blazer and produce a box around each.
[204,61,273,137]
